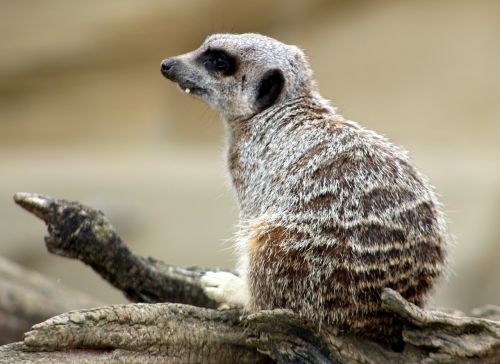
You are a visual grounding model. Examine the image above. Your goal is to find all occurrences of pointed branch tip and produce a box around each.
[13,192,54,220]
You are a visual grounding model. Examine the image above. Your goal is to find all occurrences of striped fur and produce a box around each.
[230,96,447,339]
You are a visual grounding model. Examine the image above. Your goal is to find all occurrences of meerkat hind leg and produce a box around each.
[201,271,249,307]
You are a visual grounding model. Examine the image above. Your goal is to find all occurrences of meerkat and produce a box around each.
[161,33,448,341]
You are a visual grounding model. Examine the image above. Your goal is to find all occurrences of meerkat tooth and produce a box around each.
[184,88,191,94]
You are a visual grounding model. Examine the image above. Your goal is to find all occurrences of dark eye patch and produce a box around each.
[199,49,237,76]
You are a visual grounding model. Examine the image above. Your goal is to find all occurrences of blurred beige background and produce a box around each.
[0,0,499,312]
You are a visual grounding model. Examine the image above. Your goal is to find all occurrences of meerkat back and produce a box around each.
[161,33,448,342]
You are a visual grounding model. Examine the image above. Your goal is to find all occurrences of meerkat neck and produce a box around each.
[227,93,336,143]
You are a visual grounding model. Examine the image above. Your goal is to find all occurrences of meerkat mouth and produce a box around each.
[177,81,206,96]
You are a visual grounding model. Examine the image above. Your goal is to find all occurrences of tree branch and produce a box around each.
[0,192,498,363]
[13,192,218,308]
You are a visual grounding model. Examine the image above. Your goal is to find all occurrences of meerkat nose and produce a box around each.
[161,58,176,79]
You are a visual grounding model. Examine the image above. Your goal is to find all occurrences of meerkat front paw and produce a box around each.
[201,271,249,307]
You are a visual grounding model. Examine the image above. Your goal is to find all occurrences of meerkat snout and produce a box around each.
[161,58,195,94]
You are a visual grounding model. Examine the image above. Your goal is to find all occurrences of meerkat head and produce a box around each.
[161,33,315,122]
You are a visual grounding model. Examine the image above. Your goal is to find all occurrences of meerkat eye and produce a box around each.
[256,69,285,111]
[200,49,237,76]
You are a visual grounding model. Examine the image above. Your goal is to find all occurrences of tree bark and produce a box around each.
[0,192,498,363]
[12,192,217,308]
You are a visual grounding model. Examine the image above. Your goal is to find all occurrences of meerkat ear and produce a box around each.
[256,69,285,111]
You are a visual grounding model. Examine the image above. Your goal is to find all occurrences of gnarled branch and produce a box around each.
[12,192,217,308]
